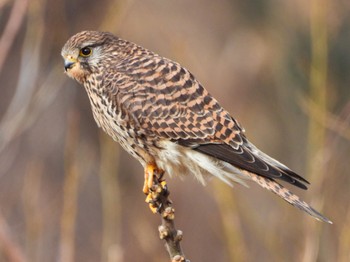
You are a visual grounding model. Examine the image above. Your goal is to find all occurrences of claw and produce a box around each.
[149,202,159,214]
[160,181,168,192]
[143,163,167,213]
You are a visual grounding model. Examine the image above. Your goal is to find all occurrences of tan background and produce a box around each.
[0,0,349,261]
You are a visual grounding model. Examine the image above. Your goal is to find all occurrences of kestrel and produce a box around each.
[62,31,331,223]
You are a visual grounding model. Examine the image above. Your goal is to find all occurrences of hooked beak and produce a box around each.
[64,57,77,71]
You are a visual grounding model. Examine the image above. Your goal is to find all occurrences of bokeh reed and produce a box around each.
[0,0,349,261]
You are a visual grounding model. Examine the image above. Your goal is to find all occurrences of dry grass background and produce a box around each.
[0,0,350,261]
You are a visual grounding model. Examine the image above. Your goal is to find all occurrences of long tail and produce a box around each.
[246,172,332,224]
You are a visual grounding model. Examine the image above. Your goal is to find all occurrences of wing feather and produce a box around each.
[107,53,309,189]
[190,143,309,189]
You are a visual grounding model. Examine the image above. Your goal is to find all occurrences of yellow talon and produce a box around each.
[143,163,167,213]
[160,180,167,189]
[149,202,158,214]
[143,163,165,193]
[145,194,158,213]
[145,193,152,203]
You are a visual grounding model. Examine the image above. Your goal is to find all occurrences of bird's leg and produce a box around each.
[143,163,156,194]
[143,163,168,213]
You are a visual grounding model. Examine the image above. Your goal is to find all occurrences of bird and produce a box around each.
[61,30,331,223]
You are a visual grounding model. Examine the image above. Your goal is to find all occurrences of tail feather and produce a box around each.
[246,171,332,224]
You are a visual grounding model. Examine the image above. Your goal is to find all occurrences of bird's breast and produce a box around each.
[83,82,154,165]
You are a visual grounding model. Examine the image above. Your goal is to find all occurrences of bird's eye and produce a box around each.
[79,47,92,57]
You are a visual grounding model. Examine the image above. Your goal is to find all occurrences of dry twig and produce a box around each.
[146,171,189,262]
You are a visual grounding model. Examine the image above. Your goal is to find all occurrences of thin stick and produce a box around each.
[146,171,190,262]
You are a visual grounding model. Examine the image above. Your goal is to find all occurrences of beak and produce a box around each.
[64,57,77,71]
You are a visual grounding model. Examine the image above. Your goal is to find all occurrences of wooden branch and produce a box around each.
[146,171,190,262]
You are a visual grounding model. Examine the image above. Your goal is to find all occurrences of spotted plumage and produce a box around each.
[62,31,331,223]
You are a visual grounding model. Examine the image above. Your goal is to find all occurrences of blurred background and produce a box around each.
[0,0,349,261]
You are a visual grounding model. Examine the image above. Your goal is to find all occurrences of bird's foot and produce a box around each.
[143,164,169,213]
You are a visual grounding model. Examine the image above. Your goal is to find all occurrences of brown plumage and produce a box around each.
[61,30,331,223]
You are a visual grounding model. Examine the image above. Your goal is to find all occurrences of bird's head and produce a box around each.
[61,31,119,84]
